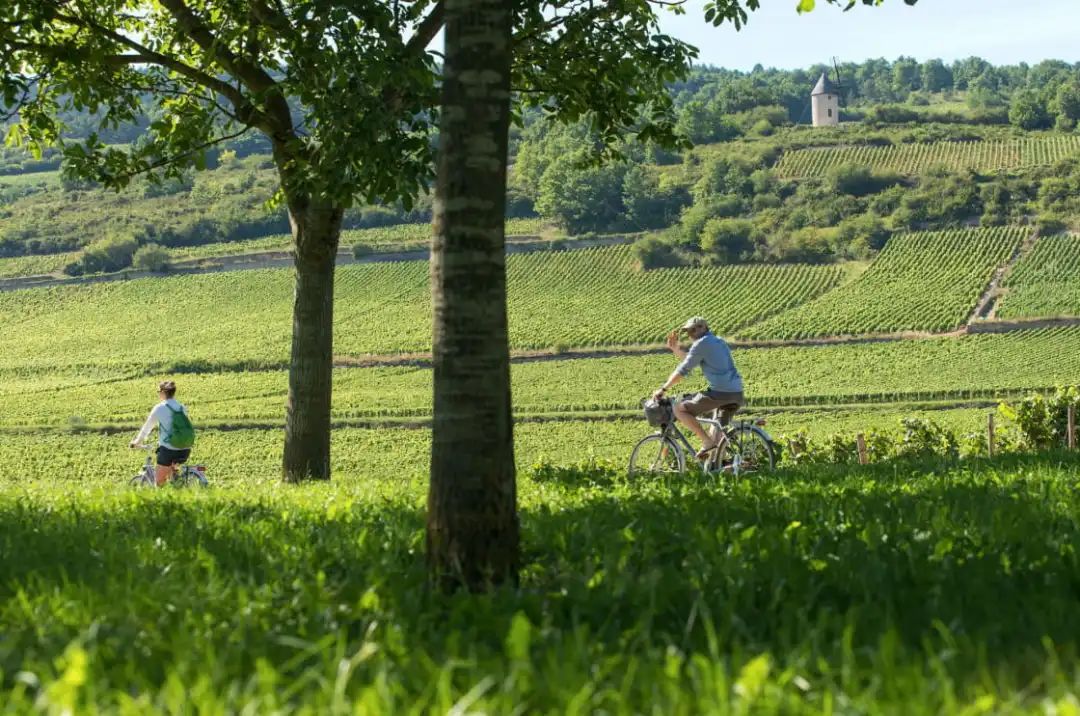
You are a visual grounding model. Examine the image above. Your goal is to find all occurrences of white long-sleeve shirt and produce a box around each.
[135,399,190,449]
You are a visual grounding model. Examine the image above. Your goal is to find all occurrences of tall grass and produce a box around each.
[3,453,1080,711]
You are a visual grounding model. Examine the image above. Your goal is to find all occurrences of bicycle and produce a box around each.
[130,445,208,488]
[629,395,776,477]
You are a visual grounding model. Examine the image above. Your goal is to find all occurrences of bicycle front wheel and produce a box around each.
[628,434,685,477]
[725,425,776,475]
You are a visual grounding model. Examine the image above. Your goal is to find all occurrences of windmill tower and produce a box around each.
[811,70,841,127]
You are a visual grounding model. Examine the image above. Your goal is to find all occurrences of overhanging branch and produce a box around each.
[406,1,444,54]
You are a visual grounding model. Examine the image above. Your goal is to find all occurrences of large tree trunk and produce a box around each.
[282,197,343,482]
[427,0,518,590]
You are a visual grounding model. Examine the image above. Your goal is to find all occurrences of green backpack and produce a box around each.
[166,404,196,449]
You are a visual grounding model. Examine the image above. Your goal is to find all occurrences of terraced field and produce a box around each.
[775,136,1080,178]
[997,233,1080,319]
[0,245,843,370]
[741,227,1024,339]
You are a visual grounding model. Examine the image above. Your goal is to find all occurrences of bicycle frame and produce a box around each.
[131,445,207,487]
[658,416,729,469]
[650,408,776,475]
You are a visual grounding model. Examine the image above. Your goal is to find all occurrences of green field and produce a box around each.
[3,446,1080,711]
[0,168,61,187]
[997,233,1080,319]
[3,328,1079,429]
[775,136,1080,178]
[0,250,81,278]
[0,245,843,370]
[741,227,1024,339]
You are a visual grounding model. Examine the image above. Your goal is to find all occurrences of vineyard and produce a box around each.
[997,233,1080,319]
[740,227,1024,340]
[3,327,1078,429]
[0,245,843,370]
[775,136,1080,178]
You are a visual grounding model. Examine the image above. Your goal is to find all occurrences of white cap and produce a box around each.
[680,316,709,332]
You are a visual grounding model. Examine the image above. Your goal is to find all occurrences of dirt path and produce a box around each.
[968,228,1038,324]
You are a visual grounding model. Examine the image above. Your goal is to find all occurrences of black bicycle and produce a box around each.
[629,396,776,477]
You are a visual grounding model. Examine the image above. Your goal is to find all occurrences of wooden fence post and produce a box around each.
[1069,405,1076,450]
[856,433,868,465]
[987,413,995,458]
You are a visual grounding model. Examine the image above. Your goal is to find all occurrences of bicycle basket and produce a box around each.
[642,397,674,427]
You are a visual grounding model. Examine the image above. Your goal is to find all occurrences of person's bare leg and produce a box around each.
[155,464,172,487]
[674,403,715,450]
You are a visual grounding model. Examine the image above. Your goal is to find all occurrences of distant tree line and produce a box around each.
[4,56,1080,269]
[670,57,1080,132]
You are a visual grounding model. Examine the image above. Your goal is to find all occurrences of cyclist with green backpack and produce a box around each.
[129,380,196,486]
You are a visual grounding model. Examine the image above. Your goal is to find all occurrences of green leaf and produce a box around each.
[505,612,532,662]
[797,0,817,12]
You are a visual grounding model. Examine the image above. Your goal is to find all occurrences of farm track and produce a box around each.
[0,233,639,292]
[970,229,1039,322]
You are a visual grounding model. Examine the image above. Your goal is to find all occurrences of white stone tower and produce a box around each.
[811,72,840,127]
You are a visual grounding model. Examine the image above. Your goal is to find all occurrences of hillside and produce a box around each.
[740,227,1025,339]
[0,245,844,370]
[5,57,1080,279]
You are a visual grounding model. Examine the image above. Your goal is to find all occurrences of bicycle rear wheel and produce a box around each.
[174,467,209,487]
[724,424,776,475]
[628,434,685,477]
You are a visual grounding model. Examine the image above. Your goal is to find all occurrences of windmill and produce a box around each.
[810,61,843,127]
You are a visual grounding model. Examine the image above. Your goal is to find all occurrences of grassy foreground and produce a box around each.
[3,453,1080,712]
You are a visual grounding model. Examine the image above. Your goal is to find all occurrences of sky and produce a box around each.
[656,0,1080,71]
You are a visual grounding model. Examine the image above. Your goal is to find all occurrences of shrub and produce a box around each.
[132,243,171,273]
[63,232,139,276]
[827,163,900,197]
[895,418,959,461]
[352,243,375,259]
[631,235,682,270]
[1009,90,1052,130]
[834,214,890,258]
[1035,213,1067,236]
[699,218,754,264]
[999,387,1080,450]
[505,186,537,219]
[749,118,774,136]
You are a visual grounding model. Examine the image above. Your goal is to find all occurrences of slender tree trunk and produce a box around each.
[282,195,343,482]
[427,0,518,590]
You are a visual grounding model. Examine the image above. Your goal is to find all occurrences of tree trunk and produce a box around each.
[282,197,343,482]
[427,0,518,590]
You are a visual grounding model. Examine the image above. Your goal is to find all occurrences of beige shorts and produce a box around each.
[679,390,745,424]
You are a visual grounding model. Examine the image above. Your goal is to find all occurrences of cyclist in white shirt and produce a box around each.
[129,380,193,486]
